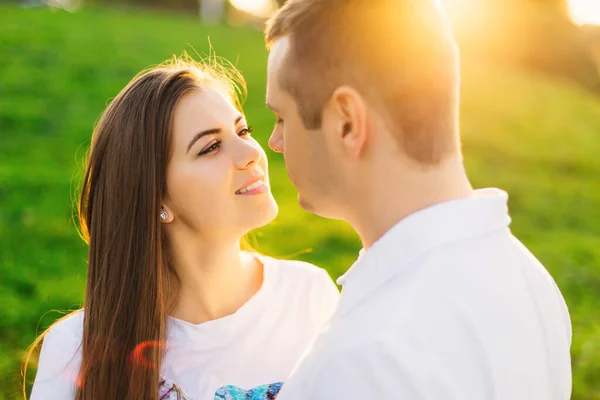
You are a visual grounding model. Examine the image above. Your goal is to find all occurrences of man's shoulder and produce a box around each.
[277,329,417,400]
[301,309,404,370]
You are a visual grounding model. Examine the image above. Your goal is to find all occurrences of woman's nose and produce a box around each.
[235,139,262,170]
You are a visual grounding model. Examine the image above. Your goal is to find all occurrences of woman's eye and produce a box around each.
[198,141,221,156]
[238,126,254,137]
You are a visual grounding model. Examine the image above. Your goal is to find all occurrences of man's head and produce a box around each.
[265,0,461,218]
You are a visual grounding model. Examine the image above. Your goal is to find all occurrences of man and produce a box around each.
[264,0,572,399]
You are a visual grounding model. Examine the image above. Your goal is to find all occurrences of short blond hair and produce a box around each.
[266,0,460,164]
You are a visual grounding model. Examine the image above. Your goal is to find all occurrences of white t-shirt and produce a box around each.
[30,255,339,400]
[277,189,572,400]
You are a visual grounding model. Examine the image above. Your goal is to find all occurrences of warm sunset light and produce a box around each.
[229,0,275,18]
[230,0,600,26]
[569,0,600,26]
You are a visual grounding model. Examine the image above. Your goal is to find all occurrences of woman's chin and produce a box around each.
[259,195,279,225]
[241,194,279,231]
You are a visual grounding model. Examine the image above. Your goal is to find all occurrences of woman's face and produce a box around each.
[163,87,278,239]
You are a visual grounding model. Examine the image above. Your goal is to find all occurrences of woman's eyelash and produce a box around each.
[198,141,221,156]
[198,126,253,156]
[239,126,254,136]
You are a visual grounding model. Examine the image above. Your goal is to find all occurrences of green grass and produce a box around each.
[1,4,599,399]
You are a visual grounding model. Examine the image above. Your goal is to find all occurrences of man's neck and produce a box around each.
[349,155,473,249]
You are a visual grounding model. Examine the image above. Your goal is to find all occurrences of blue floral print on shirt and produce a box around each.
[214,382,284,400]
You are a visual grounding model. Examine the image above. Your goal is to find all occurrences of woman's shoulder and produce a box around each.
[47,310,84,339]
[258,254,340,325]
[257,254,339,303]
[259,254,335,285]
[31,311,84,396]
[42,310,84,352]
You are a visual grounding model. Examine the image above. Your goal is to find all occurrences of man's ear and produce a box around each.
[330,86,368,158]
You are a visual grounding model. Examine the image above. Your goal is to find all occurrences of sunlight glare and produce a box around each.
[439,0,487,36]
[569,0,600,26]
[229,0,275,18]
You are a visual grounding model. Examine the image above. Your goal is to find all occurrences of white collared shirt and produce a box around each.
[277,189,572,400]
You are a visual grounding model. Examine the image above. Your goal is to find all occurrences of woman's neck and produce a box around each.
[168,239,263,325]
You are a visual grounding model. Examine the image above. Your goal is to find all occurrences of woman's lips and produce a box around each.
[235,179,268,195]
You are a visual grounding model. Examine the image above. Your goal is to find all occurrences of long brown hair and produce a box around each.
[23,54,246,399]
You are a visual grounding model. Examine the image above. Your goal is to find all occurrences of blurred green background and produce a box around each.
[1,0,599,398]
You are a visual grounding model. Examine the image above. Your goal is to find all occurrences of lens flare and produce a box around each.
[129,340,168,369]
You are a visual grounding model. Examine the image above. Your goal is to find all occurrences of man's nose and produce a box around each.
[269,131,284,153]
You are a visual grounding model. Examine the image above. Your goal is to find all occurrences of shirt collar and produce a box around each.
[336,188,512,313]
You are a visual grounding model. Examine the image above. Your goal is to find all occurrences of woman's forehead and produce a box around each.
[173,89,240,130]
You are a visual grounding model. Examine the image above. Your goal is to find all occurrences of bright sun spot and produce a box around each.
[230,0,600,26]
[229,0,275,18]
[569,0,600,25]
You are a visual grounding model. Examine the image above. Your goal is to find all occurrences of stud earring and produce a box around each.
[160,210,169,221]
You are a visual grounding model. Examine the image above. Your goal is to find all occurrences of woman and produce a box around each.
[24,56,339,400]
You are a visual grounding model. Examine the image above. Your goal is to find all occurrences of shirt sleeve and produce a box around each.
[30,324,82,400]
[278,329,496,400]
[277,340,423,400]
